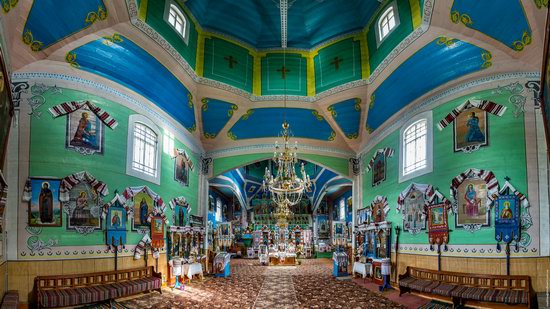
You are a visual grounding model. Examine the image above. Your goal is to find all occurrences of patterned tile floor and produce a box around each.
[119,259,407,309]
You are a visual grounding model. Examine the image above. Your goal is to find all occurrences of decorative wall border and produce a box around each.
[124,0,434,102]
[18,244,167,260]
[11,72,204,154]
[396,243,538,258]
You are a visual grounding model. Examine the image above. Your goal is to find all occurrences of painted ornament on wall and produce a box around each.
[316,215,329,239]
[437,99,506,153]
[368,195,390,224]
[397,183,433,235]
[49,100,119,156]
[425,190,452,251]
[173,149,194,187]
[366,148,394,186]
[150,214,166,249]
[102,193,130,250]
[332,221,346,246]
[169,196,189,227]
[451,168,499,232]
[66,105,104,155]
[123,186,165,233]
[494,178,529,252]
[23,177,62,227]
[453,108,487,152]
[60,171,108,234]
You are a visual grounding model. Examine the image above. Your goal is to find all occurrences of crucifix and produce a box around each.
[330,56,343,70]
[277,66,290,79]
[224,55,238,69]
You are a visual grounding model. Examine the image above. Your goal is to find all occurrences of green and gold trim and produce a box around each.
[227,131,237,140]
[327,106,337,118]
[22,30,44,52]
[85,5,108,25]
[481,51,492,69]
[512,31,532,51]
[241,109,254,120]
[102,33,123,46]
[65,52,80,68]
[1,0,17,13]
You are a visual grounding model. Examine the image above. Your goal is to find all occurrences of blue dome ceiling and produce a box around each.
[184,0,382,49]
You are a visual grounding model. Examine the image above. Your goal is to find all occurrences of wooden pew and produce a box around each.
[399,266,534,308]
[34,266,161,308]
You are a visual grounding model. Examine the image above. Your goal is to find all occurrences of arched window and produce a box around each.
[399,111,433,182]
[216,198,222,222]
[403,119,427,174]
[339,199,346,221]
[126,115,162,184]
[376,2,400,45]
[165,1,189,44]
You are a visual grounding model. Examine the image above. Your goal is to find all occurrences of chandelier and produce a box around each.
[262,121,312,208]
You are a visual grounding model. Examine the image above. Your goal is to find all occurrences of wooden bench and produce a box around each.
[399,267,534,308]
[34,266,162,308]
[0,290,19,309]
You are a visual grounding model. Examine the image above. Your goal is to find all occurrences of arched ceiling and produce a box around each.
[185,0,382,49]
[1,0,546,158]
[209,159,352,210]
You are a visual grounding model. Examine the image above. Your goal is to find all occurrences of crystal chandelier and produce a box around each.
[263,122,312,208]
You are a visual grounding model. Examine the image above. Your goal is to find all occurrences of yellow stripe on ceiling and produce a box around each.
[195,31,207,77]
[354,32,370,79]
[409,0,422,29]
[253,52,265,96]
[306,53,316,96]
[138,0,148,21]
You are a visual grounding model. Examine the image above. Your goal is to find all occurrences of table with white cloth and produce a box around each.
[182,262,203,282]
[352,262,372,278]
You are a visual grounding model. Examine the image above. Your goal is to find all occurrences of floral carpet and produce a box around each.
[118,259,406,309]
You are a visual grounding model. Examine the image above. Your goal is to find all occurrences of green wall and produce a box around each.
[145,0,198,69]
[362,88,528,247]
[28,88,200,247]
[366,0,416,72]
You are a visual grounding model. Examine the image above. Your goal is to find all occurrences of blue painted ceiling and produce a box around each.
[201,98,238,139]
[366,37,491,132]
[67,33,196,132]
[450,0,532,51]
[185,0,381,49]
[328,98,362,139]
[228,108,336,141]
[23,0,107,51]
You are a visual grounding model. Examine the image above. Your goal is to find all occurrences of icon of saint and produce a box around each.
[111,211,121,228]
[139,198,149,225]
[71,112,96,147]
[465,112,485,143]
[464,184,480,217]
[500,201,513,219]
[39,182,54,223]
[72,191,88,225]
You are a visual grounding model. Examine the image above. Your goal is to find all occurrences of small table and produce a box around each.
[183,263,203,283]
[247,248,255,258]
[352,262,372,278]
